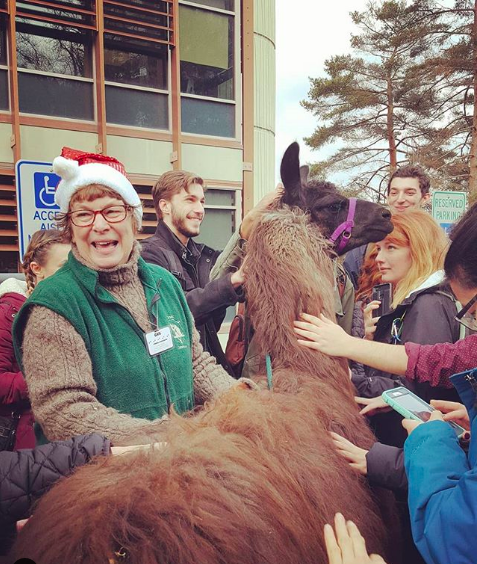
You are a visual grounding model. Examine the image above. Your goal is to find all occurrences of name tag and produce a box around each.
[144,326,174,356]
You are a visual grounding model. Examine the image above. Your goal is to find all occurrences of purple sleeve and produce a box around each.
[405,335,477,387]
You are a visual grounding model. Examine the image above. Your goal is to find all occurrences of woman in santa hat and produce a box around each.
[13,148,253,446]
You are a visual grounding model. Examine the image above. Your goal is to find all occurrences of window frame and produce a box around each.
[179,0,241,141]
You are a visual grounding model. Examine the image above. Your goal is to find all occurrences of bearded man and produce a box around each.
[141,171,243,372]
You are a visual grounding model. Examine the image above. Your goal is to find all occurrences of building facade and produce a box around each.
[0,0,275,271]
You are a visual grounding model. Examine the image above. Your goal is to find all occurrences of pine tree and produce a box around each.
[303,0,476,202]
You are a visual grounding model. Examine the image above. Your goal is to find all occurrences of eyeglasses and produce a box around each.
[455,293,477,331]
[68,205,133,227]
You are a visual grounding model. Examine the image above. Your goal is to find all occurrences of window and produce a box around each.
[16,29,90,77]
[200,188,239,323]
[180,5,234,99]
[0,22,7,111]
[105,84,168,129]
[104,40,168,90]
[15,1,95,120]
[104,2,171,129]
[180,2,236,137]
[18,73,94,119]
[186,0,234,9]
[200,188,238,247]
[181,97,234,137]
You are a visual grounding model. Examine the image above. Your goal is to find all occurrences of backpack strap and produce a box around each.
[160,250,185,281]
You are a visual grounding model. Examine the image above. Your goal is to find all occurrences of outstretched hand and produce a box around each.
[111,443,166,456]
[402,409,444,435]
[430,399,470,431]
[294,313,352,357]
[324,513,387,564]
[330,432,368,476]
[230,264,245,287]
[355,396,391,417]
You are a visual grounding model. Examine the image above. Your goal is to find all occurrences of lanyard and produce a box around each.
[113,289,161,333]
[150,291,161,330]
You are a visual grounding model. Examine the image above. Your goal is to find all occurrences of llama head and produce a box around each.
[280,142,393,255]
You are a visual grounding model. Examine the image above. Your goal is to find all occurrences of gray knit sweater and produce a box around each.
[21,243,239,446]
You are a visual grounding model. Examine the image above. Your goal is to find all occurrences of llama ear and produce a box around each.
[280,142,303,206]
[299,165,309,184]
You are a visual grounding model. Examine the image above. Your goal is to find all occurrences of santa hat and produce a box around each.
[53,147,143,228]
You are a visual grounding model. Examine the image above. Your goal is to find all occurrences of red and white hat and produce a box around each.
[53,147,143,227]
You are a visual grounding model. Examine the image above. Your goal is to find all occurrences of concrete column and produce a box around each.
[253,0,276,204]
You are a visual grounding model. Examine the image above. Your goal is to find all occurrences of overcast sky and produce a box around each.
[275,0,369,180]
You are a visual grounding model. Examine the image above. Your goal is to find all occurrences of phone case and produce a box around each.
[382,389,466,437]
[381,389,430,422]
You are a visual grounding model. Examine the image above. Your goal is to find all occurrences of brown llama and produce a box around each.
[13,208,398,564]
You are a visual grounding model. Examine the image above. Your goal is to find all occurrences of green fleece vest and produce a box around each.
[13,253,195,425]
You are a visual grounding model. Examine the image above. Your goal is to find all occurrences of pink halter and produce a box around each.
[328,198,357,253]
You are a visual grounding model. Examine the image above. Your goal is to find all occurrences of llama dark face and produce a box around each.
[280,142,393,254]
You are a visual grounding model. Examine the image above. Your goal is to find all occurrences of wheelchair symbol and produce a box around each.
[34,172,60,209]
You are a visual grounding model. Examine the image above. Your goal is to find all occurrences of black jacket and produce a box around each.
[141,222,242,372]
[343,244,368,289]
[352,281,461,403]
[0,434,110,553]
[366,442,407,492]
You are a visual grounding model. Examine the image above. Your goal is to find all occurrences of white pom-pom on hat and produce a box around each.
[53,155,143,228]
[52,156,80,181]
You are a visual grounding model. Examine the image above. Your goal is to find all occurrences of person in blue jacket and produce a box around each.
[403,366,477,564]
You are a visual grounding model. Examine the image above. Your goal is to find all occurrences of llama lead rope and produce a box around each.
[265,353,273,390]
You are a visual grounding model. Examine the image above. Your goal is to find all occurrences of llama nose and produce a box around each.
[381,209,391,220]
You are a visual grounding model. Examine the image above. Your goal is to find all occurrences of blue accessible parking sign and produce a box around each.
[33,172,60,209]
[15,161,61,260]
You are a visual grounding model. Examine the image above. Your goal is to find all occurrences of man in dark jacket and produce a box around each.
[141,171,244,373]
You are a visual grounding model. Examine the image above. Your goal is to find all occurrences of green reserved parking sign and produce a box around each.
[432,190,467,235]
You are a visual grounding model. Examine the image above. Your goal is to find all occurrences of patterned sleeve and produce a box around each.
[405,335,477,387]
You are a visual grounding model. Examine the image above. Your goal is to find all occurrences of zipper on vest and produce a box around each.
[113,298,171,410]
[158,356,171,409]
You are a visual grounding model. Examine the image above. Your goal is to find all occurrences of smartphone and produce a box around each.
[382,386,466,438]
[371,283,392,317]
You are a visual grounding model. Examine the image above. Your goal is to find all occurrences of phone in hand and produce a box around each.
[382,386,466,438]
[371,283,392,317]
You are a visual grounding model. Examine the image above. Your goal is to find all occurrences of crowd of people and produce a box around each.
[0,147,476,564]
